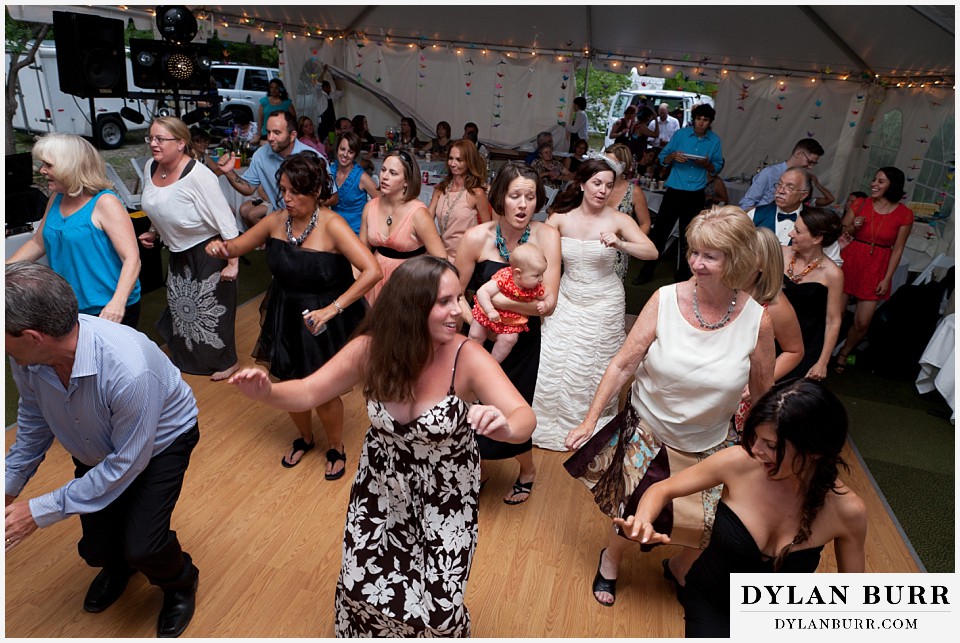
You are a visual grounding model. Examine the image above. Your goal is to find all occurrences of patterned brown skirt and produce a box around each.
[563,396,738,550]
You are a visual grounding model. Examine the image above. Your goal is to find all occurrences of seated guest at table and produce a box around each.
[140,116,240,381]
[525,131,553,166]
[7,132,141,327]
[565,138,589,174]
[427,139,493,262]
[423,120,453,157]
[232,111,258,148]
[219,110,322,229]
[532,142,573,190]
[781,208,844,381]
[206,152,381,475]
[704,170,729,207]
[739,138,824,210]
[360,150,445,305]
[351,114,377,153]
[636,147,666,181]
[618,379,866,637]
[297,115,326,157]
[834,167,913,373]
[4,262,203,638]
[635,104,725,284]
[463,122,490,158]
[257,79,295,144]
[331,132,380,234]
[398,116,420,152]
[335,117,353,138]
[189,126,223,176]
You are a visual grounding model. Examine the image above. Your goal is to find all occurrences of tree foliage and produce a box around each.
[5,9,50,154]
[663,71,718,97]
[207,30,279,66]
[575,64,631,135]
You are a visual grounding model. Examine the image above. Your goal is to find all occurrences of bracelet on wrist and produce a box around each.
[333,299,343,315]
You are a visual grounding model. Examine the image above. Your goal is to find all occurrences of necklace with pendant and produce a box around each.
[286,208,319,246]
[438,188,467,235]
[495,223,531,261]
[787,251,822,283]
[692,281,738,330]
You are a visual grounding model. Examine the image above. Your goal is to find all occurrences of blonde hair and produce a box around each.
[31,133,113,198]
[685,205,758,289]
[150,116,196,159]
[750,227,784,304]
[604,143,634,177]
[510,242,547,274]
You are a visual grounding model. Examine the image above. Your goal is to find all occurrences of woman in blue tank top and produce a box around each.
[330,131,380,234]
[7,133,142,327]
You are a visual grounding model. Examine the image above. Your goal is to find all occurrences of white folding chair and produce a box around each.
[130,156,151,193]
[533,186,558,222]
[912,253,954,286]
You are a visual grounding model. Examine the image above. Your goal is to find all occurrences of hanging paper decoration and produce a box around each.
[737,84,749,111]
[491,58,507,128]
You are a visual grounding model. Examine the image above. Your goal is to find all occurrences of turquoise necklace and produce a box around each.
[495,223,531,261]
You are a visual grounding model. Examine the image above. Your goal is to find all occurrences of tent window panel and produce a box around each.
[915,115,954,219]
[860,109,903,193]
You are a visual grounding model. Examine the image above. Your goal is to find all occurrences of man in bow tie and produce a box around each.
[749,167,842,264]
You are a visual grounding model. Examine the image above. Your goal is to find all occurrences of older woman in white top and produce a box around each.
[139,116,241,380]
[564,205,774,607]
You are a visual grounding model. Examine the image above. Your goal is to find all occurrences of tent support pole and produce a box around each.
[799,6,873,77]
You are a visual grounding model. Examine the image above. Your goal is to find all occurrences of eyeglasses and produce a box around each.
[774,181,805,194]
[395,149,414,167]
[144,136,178,144]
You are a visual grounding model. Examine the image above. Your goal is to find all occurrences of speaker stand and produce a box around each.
[88,96,100,149]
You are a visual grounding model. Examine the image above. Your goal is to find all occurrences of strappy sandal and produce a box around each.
[592,548,617,607]
[834,353,849,374]
[325,447,347,480]
[281,437,315,468]
[503,478,533,505]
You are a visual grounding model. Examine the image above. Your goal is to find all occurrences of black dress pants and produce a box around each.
[74,423,199,592]
[639,186,706,282]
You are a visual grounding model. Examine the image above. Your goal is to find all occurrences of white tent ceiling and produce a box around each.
[11,4,954,82]
[196,4,954,82]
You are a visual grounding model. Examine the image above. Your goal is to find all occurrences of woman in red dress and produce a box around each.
[834,167,913,372]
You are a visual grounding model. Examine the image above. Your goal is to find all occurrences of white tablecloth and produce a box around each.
[916,313,955,422]
[371,158,448,178]
[722,180,750,208]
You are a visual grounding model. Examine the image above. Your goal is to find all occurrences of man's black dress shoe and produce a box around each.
[157,565,199,638]
[83,568,134,613]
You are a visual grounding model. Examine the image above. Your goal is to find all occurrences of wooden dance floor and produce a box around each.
[4,295,921,637]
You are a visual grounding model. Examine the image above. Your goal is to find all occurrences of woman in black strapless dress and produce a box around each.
[454,163,562,504]
[615,379,867,638]
[207,152,382,477]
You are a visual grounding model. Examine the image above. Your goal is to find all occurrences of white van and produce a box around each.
[603,69,715,150]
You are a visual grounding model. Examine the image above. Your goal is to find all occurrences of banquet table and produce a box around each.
[916,313,955,422]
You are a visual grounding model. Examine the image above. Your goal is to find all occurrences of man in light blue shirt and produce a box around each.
[5,262,201,638]
[220,110,335,229]
[636,104,724,283]
[739,138,825,210]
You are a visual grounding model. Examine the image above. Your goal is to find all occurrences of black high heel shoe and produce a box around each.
[592,548,617,607]
[661,558,685,604]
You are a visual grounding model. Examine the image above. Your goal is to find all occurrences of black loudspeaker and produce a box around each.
[130,39,211,91]
[52,11,128,99]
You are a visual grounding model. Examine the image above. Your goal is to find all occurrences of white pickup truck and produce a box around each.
[209,63,280,124]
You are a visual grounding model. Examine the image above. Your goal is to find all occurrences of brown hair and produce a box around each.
[385,149,421,202]
[685,205,758,289]
[488,163,546,214]
[358,256,459,402]
[749,227,783,305]
[278,152,331,203]
[549,158,616,214]
[437,139,486,194]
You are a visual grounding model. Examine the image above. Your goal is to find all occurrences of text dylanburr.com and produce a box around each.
[731,573,956,639]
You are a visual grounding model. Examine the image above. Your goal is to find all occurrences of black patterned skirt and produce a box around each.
[156,237,237,375]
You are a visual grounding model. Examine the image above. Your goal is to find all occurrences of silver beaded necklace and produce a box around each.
[692,281,738,330]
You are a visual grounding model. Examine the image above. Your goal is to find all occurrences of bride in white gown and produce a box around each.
[532,157,658,451]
